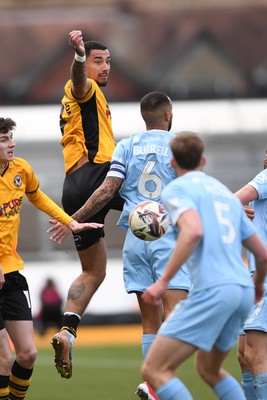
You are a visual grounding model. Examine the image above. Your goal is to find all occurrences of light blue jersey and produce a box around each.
[161,171,256,292]
[107,129,190,293]
[107,130,176,229]
[247,169,267,275]
[242,169,267,334]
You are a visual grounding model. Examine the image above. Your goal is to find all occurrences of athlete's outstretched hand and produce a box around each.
[47,219,103,244]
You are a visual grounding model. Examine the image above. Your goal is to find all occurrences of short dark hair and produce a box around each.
[170,131,205,170]
[0,118,16,134]
[140,91,171,124]
[84,41,108,57]
[140,91,171,113]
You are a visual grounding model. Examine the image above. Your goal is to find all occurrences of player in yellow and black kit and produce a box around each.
[0,117,102,400]
[50,30,124,379]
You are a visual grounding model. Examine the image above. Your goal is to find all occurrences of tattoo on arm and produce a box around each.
[71,59,87,88]
[72,177,122,222]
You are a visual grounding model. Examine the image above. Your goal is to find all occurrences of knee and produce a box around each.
[16,347,38,369]
[141,359,154,384]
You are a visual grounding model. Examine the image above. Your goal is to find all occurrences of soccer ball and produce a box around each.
[128,200,169,241]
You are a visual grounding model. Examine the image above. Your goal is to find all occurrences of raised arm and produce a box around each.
[68,30,92,99]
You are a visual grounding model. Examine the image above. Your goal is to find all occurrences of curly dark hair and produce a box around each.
[0,118,16,134]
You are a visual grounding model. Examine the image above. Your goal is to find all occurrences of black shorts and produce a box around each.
[62,161,124,251]
[0,272,32,330]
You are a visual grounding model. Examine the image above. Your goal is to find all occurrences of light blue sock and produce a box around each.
[214,376,246,399]
[142,334,156,358]
[241,371,257,400]
[156,377,193,400]
[254,372,267,400]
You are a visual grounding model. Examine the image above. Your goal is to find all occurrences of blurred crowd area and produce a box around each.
[1,0,267,105]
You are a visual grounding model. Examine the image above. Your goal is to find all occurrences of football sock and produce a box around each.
[156,377,193,400]
[61,312,81,337]
[213,376,246,399]
[254,372,267,400]
[0,375,10,400]
[241,371,257,400]
[9,360,33,400]
[142,334,156,358]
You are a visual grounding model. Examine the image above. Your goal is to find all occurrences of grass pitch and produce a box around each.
[28,344,241,400]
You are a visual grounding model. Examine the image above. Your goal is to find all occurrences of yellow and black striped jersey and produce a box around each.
[60,79,115,173]
[0,157,73,274]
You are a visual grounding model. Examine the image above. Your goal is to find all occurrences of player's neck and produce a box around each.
[0,162,8,174]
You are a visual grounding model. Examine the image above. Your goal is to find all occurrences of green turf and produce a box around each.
[28,344,241,400]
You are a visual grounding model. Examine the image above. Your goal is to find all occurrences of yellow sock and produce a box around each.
[0,387,9,400]
[8,374,31,400]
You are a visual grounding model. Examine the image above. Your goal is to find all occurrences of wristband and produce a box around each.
[74,52,86,62]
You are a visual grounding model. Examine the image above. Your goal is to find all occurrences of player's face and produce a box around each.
[0,131,16,167]
[86,49,111,87]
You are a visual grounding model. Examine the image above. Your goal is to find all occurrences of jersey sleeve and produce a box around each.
[26,188,73,225]
[240,206,257,240]
[17,158,39,194]
[106,140,127,180]
[248,169,267,200]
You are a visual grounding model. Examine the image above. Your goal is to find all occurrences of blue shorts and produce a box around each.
[158,284,254,352]
[123,227,191,294]
[243,284,267,333]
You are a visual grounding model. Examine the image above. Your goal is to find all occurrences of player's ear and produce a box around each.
[171,157,176,169]
[165,111,171,121]
[200,156,206,168]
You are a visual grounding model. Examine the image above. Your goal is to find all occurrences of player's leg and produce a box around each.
[244,330,267,399]
[196,284,253,399]
[161,289,188,320]
[237,334,257,400]
[142,335,195,400]
[1,272,37,399]
[135,293,162,400]
[135,289,189,400]
[6,320,37,400]
[136,292,162,356]
[0,325,15,400]
[196,346,246,399]
[51,237,107,379]
[136,231,191,400]
[64,238,107,316]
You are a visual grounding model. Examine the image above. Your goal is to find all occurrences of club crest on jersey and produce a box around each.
[14,174,22,187]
